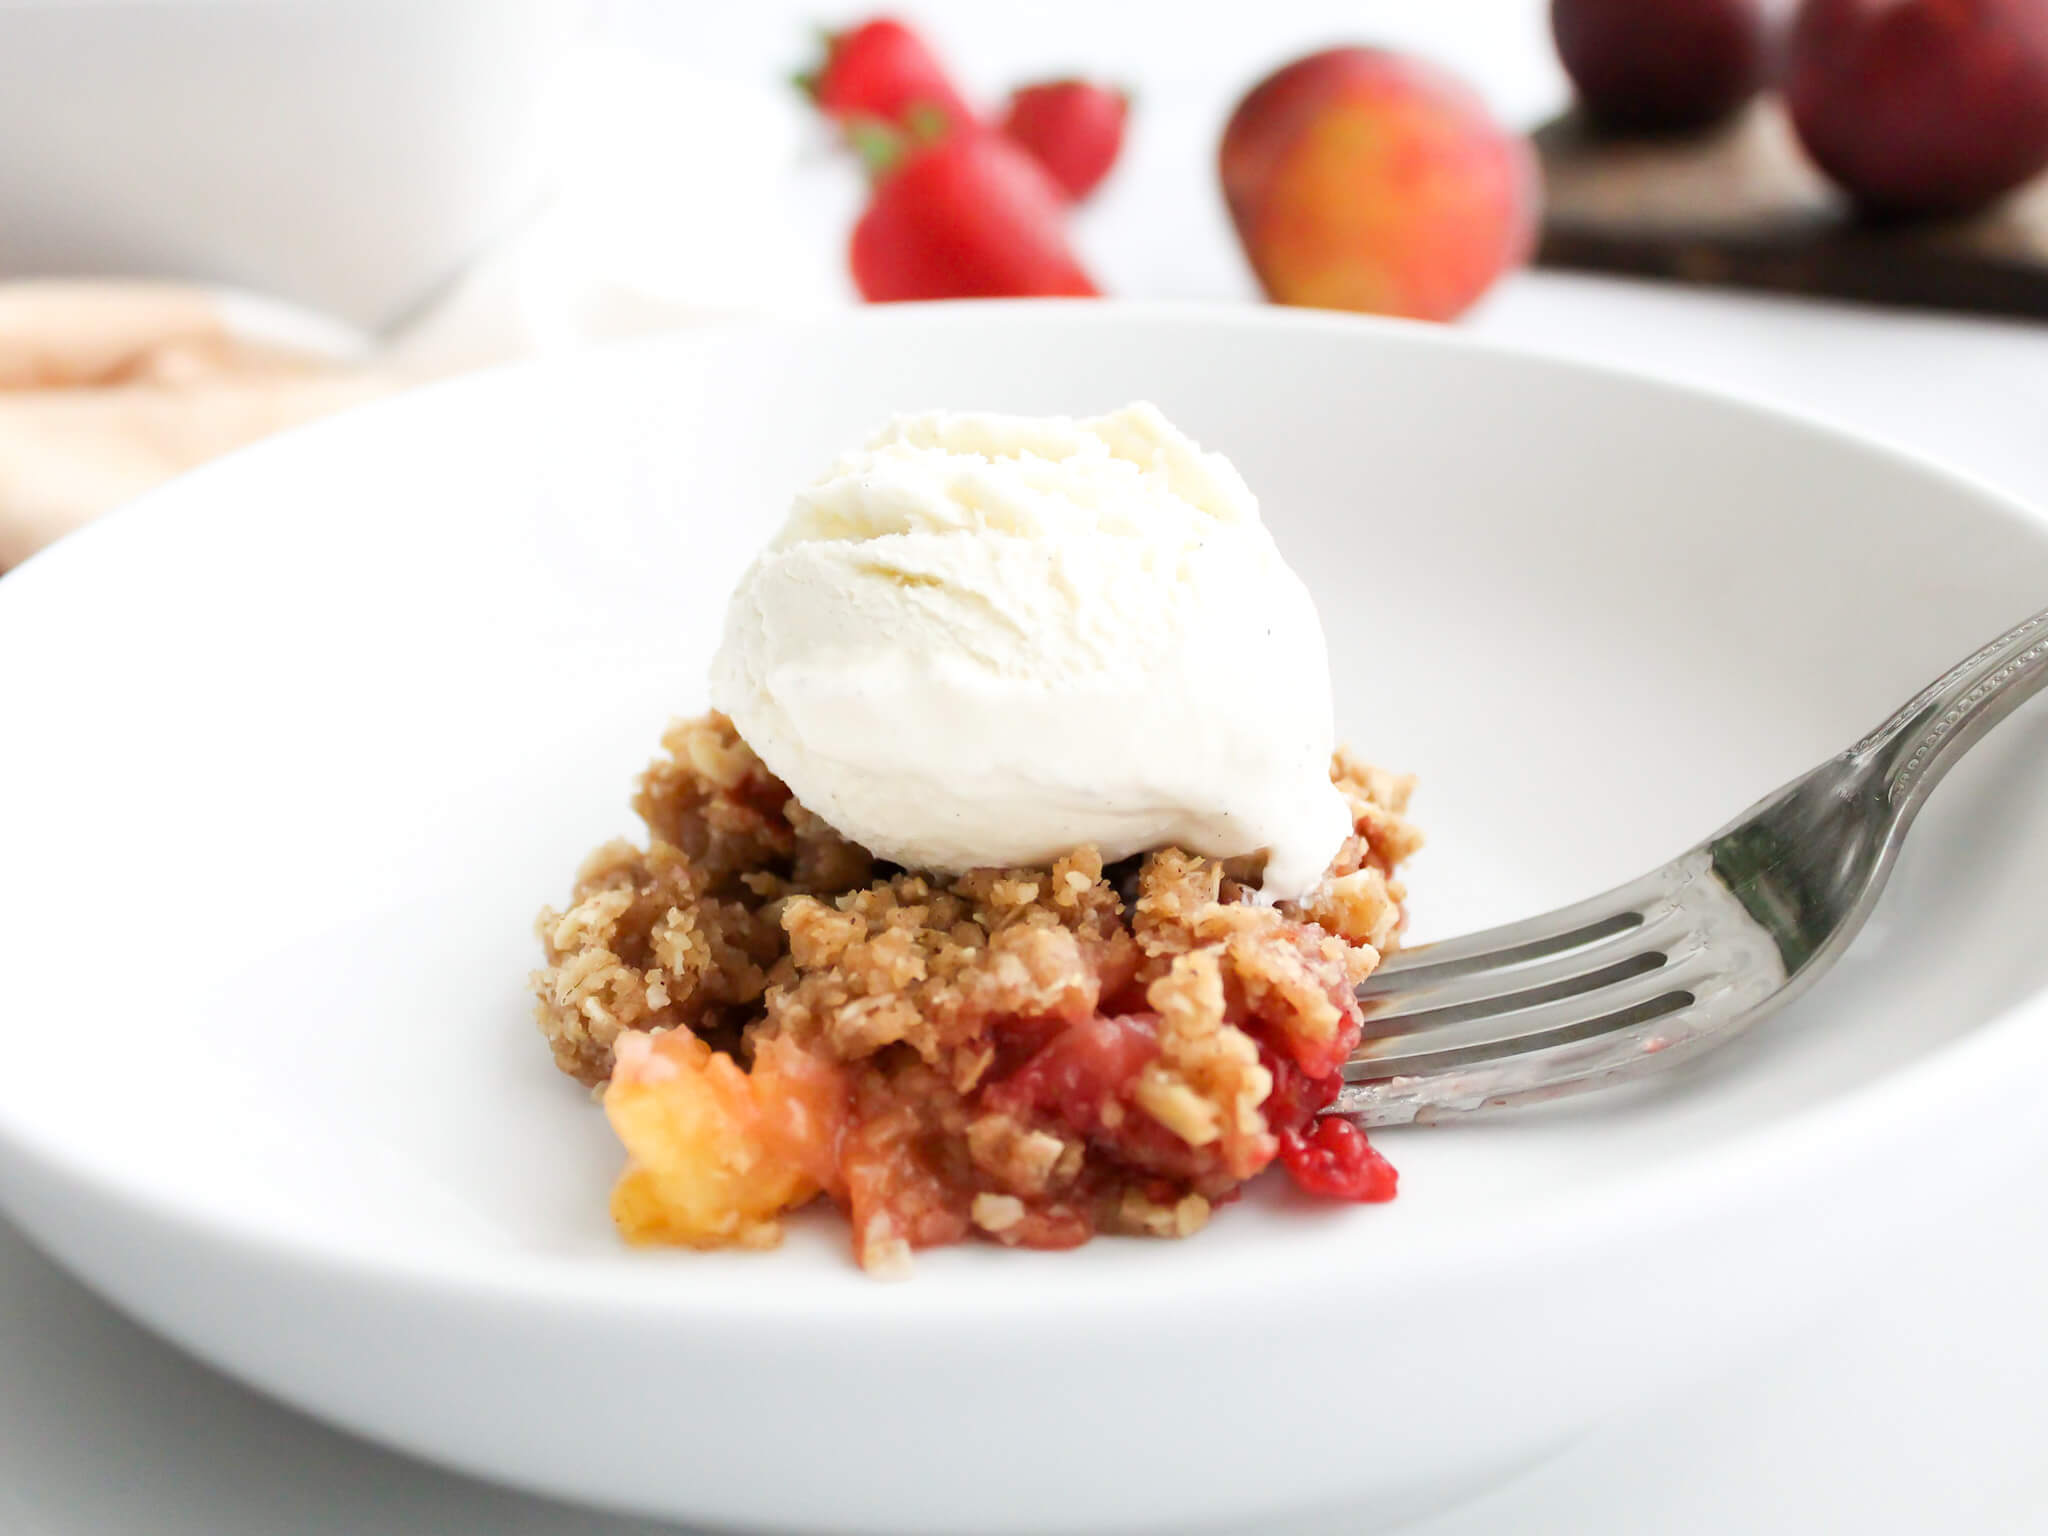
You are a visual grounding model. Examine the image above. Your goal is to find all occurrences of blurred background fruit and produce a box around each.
[798,15,978,136]
[795,17,1118,297]
[1220,46,1541,321]
[999,79,1129,201]
[1552,0,1774,132]
[849,126,1099,299]
[1785,0,2048,216]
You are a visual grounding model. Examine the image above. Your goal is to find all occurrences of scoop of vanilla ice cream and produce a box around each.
[709,403,1353,900]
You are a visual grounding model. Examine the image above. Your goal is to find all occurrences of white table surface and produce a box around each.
[8,3,2048,1531]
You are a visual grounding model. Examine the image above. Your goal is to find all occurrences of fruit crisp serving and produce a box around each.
[533,404,1419,1274]
[533,713,1422,1275]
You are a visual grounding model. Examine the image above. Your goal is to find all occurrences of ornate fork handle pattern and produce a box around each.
[1855,605,2048,812]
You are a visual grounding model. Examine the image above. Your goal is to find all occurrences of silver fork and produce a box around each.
[1337,604,2048,1128]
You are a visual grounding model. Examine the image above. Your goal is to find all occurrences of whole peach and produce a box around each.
[1220,48,1541,322]
[1787,0,2048,216]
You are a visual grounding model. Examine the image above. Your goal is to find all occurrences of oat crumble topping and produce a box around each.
[533,713,1420,1273]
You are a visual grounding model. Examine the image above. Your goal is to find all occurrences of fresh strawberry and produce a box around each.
[999,79,1129,201]
[850,127,1100,301]
[797,16,977,136]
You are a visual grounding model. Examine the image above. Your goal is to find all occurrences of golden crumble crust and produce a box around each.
[533,713,1421,1272]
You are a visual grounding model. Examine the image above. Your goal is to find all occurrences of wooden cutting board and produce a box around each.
[1535,98,2048,320]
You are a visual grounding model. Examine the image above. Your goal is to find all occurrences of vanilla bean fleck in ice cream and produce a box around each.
[709,403,1351,900]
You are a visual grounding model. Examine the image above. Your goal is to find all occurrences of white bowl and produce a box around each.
[2,305,2047,1534]
[0,0,591,331]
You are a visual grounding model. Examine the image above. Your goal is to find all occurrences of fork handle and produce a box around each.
[1856,604,2048,813]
